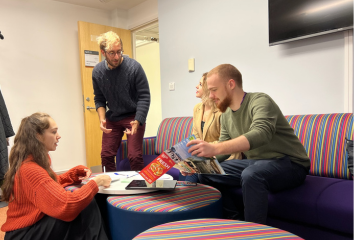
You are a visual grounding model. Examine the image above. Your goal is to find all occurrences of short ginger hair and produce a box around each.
[207,64,242,88]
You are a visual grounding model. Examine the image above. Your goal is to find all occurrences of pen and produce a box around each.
[126,173,139,178]
[104,166,106,173]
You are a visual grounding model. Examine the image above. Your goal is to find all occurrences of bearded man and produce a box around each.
[187,64,310,224]
[92,31,150,171]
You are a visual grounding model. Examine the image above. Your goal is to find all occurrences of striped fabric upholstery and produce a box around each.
[133,218,303,240]
[64,185,82,192]
[107,184,220,212]
[155,117,193,155]
[118,140,128,160]
[285,113,353,179]
[118,137,157,159]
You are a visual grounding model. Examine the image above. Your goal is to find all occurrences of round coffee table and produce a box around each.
[64,171,173,195]
[107,184,223,240]
[133,218,303,239]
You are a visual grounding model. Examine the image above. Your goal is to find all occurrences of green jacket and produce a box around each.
[220,92,310,169]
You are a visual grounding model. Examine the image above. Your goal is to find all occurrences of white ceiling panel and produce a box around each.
[52,0,147,11]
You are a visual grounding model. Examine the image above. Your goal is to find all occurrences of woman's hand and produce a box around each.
[93,175,111,188]
[79,168,92,180]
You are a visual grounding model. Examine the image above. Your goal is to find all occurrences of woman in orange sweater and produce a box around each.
[1,112,111,240]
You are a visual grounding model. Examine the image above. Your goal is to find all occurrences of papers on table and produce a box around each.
[82,171,171,185]
[115,171,140,178]
[134,174,171,180]
[96,172,121,182]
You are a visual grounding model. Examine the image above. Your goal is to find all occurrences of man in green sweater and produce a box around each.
[187,64,310,224]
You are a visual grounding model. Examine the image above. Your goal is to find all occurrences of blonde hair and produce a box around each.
[200,72,217,111]
[207,64,242,88]
[97,31,123,52]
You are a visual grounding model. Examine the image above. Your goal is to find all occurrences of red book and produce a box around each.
[139,152,175,184]
[139,135,224,183]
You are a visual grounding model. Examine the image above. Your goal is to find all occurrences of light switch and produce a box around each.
[188,58,195,72]
[169,82,175,91]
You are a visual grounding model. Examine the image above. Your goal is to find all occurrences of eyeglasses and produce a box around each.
[106,50,123,57]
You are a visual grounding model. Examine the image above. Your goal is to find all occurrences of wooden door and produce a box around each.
[78,21,131,168]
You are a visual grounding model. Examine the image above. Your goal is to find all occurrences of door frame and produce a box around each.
[131,20,159,60]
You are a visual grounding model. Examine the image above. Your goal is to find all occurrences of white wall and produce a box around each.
[111,8,129,29]
[0,0,111,171]
[136,42,162,137]
[128,0,158,29]
[158,0,352,118]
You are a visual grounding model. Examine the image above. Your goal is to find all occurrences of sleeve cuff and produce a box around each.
[95,103,106,109]
[135,114,146,125]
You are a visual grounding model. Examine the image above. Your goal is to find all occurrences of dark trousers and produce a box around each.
[5,198,108,240]
[185,174,199,183]
[101,116,146,171]
[198,157,308,224]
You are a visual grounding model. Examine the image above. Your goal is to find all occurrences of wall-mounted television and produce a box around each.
[269,0,353,46]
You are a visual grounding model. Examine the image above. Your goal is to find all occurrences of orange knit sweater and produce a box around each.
[1,156,99,232]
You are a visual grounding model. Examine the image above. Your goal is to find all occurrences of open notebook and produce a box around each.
[81,172,121,184]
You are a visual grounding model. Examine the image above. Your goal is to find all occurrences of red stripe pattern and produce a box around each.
[118,137,157,159]
[133,218,303,239]
[155,117,193,155]
[107,184,220,212]
[285,113,353,179]
[118,117,193,160]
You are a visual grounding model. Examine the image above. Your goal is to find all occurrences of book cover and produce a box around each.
[139,135,225,184]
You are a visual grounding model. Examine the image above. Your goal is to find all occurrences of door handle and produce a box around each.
[86,106,96,110]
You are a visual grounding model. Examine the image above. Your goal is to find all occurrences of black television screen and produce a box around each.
[269,0,353,46]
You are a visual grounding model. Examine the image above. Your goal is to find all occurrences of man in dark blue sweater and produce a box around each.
[92,31,150,171]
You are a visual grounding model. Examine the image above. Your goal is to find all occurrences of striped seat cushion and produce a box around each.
[285,113,353,179]
[107,184,220,212]
[133,218,303,240]
[118,137,156,160]
[155,117,193,155]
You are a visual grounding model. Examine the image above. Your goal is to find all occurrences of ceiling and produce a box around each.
[52,0,147,11]
[52,0,159,47]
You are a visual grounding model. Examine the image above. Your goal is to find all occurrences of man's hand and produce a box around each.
[125,120,139,135]
[180,170,195,176]
[186,140,217,158]
[100,119,112,134]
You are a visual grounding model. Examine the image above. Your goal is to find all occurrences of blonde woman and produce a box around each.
[193,72,221,143]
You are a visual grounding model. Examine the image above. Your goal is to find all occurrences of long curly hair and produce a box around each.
[200,72,217,111]
[1,112,57,202]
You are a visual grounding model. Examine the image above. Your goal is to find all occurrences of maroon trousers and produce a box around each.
[101,116,145,171]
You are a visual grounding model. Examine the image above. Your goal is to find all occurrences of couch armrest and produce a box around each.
[116,137,157,162]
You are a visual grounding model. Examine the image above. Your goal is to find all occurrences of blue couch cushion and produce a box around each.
[267,175,343,226]
[230,175,346,228]
[317,179,353,234]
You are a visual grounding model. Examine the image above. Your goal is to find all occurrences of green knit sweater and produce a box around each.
[220,92,310,169]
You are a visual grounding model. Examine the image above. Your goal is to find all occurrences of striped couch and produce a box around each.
[116,117,193,180]
[116,113,353,240]
[234,113,353,240]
